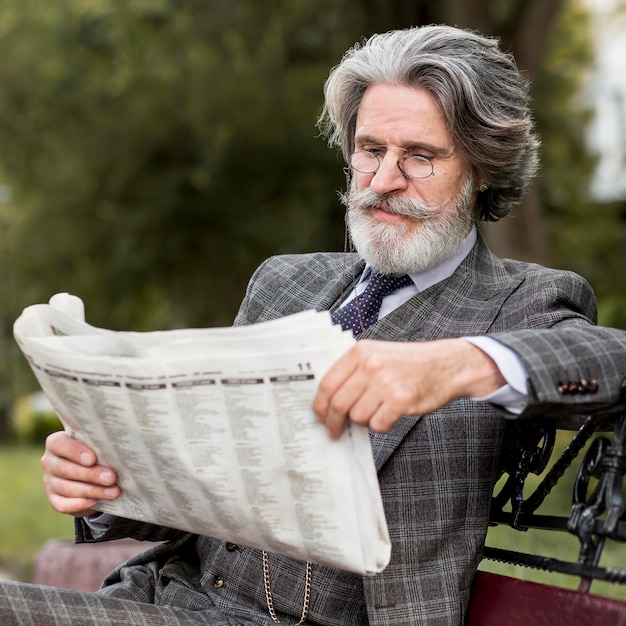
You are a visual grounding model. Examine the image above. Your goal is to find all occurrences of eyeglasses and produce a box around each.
[350,148,435,180]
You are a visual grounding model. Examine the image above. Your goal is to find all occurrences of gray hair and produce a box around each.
[318,25,540,221]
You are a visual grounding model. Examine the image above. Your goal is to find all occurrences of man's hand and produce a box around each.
[313,338,506,439]
[41,431,120,517]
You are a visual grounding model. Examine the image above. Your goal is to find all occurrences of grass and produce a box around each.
[0,444,73,581]
[1,438,625,605]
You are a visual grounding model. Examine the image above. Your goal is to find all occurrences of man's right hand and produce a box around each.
[41,431,120,518]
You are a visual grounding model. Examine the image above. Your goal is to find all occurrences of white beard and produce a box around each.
[342,176,475,274]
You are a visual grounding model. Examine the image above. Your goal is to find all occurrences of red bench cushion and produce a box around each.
[466,571,626,626]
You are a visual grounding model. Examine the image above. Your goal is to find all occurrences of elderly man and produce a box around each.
[2,24,626,626]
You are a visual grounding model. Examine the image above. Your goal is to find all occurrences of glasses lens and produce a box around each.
[402,156,433,179]
[350,151,379,174]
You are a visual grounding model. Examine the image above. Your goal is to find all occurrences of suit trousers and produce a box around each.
[0,578,268,626]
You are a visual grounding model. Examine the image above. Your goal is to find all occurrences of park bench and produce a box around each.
[34,393,626,623]
[32,537,152,592]
[467,389,626,625]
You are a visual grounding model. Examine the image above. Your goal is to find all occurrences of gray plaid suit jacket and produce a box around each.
[77,234,626,626]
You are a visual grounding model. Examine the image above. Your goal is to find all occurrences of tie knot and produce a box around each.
[331,271,413,338]
[365,272,413,300]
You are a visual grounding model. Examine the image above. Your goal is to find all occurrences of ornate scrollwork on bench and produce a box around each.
[485,391,626,591]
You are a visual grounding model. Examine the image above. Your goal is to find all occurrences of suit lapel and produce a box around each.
[370,417,421,471]
[291,254,365,316]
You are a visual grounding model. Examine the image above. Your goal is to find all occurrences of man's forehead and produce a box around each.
[355,84,455,154]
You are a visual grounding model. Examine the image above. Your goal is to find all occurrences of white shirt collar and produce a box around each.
[350,227,477,318]
[361,226,477,292]
[407,226,477,292]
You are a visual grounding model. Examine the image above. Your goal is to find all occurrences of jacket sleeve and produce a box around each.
[75,515,188,544]
[490,325,626,415]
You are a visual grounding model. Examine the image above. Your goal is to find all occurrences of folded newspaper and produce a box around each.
[13,293,391,575]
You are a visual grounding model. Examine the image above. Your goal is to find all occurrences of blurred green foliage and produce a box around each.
[0,0,364,403]
[0,445,74,581]
[0,0,361,336]
[12,393,62,444]
[535,3,626,329]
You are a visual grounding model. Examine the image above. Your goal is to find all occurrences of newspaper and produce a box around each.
[13,293,391,575]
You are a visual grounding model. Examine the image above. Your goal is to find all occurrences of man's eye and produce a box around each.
[406,153,429,160]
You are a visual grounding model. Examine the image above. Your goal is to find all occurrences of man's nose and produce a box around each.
[369,153,409,196]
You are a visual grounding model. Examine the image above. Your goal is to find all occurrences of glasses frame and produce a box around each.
[349,148,435,180]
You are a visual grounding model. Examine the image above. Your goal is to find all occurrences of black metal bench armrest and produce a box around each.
[486,397,626,590]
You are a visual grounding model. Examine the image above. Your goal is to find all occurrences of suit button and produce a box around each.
[588,379,599,393]
[225,542,238,552]
[213,576,224,588]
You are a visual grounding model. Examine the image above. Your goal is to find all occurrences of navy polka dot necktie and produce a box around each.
[331,272,413,338]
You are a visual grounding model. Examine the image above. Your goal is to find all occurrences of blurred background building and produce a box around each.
[585,0,626,201]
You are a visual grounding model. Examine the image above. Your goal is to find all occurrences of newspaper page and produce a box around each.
[13,293,391,575]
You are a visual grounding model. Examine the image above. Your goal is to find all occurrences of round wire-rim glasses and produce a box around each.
[350,149,435,180]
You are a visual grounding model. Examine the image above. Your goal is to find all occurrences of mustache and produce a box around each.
[340,187,441,220]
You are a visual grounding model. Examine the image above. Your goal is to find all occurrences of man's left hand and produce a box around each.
[313,338,506,439]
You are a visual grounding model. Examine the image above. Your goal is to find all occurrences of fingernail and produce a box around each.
[99,470,114,484]
[103,487,118,499]
[80,452,93,465]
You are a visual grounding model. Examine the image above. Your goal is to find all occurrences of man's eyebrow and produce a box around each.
[354,135,454,157]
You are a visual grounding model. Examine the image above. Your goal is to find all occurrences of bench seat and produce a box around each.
[466,571,626,626]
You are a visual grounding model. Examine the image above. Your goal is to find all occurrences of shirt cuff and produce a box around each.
[462,336,530,414]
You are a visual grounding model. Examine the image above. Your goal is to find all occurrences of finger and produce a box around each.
[367,401,405,433]
[323,375,373,437]
[44,472,120,517]
[313,360,356,419]
[313,347,361,421]
[43,450,117,487]
[342,389,385,429]
[41,431,118,517]
[366,379,424,432]
[46,493,100,517]
[44,430,97,466]
[44,470,120,500]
